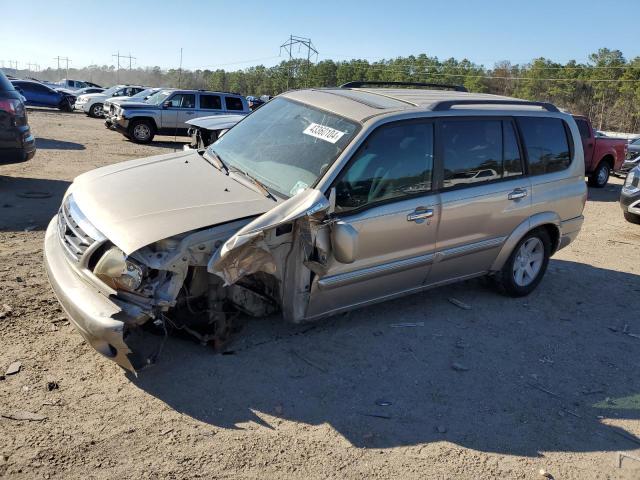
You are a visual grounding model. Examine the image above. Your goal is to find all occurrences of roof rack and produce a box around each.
[340,81,468,92]
[431,99,559,112]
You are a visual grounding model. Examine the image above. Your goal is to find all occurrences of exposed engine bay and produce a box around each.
[85,189,332,371]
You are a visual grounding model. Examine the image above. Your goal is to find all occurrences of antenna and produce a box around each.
[279,35,318,89]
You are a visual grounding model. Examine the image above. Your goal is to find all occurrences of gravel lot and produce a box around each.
[1,109,640,479]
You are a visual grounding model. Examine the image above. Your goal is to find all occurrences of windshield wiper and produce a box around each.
[239,171,277,201]
[203,149,229,175]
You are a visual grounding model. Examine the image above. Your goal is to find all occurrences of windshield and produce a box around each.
[632,138,640,145]
[101,86,121,96]
[145,90,173,105]
[207,97,359,197]
[130,88,153,100]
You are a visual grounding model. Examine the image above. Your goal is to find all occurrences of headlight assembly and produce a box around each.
[93,246,145,292]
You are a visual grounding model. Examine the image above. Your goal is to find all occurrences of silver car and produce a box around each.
[44,83,586,371]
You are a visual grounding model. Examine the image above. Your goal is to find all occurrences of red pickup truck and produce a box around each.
[573,115,628,187]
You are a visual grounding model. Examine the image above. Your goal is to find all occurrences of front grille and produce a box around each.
[57,197,101,263]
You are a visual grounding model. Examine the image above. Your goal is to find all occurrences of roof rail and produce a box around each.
[340,81,468,92]
[431,99,559,112]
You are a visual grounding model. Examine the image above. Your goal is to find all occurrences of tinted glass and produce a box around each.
[575,119,591,139]
[335,122,433,211]
[441,120,503,187]
[201,94,222,109]
[503,121,524,177]
[518,117,571,175]
[167,94,195,108]
[0,71,14,91]
[225,96,244,111]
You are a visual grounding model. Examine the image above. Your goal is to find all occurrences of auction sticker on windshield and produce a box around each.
[303,123,346,144]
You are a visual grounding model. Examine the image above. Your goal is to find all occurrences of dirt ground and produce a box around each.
[1,109,640,479]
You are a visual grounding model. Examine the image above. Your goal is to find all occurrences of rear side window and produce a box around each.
[225,96,244,111]
[200,94,222,110]
[335,121,434,212]
[517,117,571,175]
[0,72,15,91]
[167,93,196,108]
[441,119,523,188]
[575,118,592,139]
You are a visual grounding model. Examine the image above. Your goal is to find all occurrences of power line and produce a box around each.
[53,56,71,79]
[112,51,136,83]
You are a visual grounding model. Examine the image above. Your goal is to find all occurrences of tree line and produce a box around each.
[6,48,640,133]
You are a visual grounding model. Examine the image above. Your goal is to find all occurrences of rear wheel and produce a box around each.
[588,161,610,188]
[128,119,155,143]
[493,229,551,297]
[89,103,104,118]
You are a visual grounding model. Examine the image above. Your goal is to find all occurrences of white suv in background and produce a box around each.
[74,85,146,118]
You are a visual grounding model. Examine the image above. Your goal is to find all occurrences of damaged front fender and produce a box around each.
[208,188,331,289]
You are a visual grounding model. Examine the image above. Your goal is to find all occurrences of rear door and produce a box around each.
[306,119,440,317]
[428,117,531,285]
[198,93,223,119]
[574,117,595,170]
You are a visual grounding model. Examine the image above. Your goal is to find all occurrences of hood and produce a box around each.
[79,92,106,101]
[186,114,245,130]
[70,150,276,254]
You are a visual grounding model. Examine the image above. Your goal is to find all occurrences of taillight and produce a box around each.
[0,98,23,116]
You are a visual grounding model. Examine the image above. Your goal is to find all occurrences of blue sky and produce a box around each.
[2,0,637,71]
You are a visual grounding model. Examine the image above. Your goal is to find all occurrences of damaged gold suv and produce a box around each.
[44,81,586,371]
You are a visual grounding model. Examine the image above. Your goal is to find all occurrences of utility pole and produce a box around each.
[279,35,318,89]
[177,48,183,88]
[112,51,136,83]
[53,56,71,79]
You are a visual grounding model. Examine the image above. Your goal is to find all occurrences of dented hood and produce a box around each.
[70,150,276,254]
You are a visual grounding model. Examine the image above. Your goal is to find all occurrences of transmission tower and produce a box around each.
[279,35,318,89]
[112,51,136,83]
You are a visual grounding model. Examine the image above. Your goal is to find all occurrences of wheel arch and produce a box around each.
[490,213,561,272]
[128,116,158,132]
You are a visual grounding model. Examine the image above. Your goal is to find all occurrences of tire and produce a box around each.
[128,119,155,143]
[624,211,640,224]
[58,98,73,112]
[588,161,610,188]
[493,229,551,297]
[89,103,104,118]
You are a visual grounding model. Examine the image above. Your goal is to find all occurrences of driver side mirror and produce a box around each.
[331,220,358,264]
[162,101,171,109]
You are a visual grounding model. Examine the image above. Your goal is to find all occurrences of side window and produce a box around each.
[335,122,434,212]
[441,119,506,188]
[503,121,524,177]
[575,118,592,140]
[113,89,126,97]
[517,117,571,175]
[167,94,196,108]
[225,96,244,111]
[200,94,222,110]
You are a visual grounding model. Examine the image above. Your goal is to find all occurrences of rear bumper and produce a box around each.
[44,216,139,371]
[0,125,36,161]
[557,215,584,250]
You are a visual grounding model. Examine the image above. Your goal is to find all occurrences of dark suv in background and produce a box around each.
[0,70,36,161]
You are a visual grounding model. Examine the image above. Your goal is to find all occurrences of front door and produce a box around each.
[428,117,531,285]
[161,93,196,130]
[306,120,440,318]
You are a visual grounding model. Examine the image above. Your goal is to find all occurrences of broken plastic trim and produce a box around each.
[208,189,330,286]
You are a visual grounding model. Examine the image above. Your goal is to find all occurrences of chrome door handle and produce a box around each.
[508,188,527,200]
[407,208,434,222]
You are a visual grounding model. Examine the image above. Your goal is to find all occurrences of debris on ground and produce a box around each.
[390,322,424,328]
[5,361,22,376]
[539,469,554,479]
[616,451,640,468]
[1,411,47,421]
[451,362,469,372]
[448,298,471,310]
[46,381,59,391]
[0,304,12,319]
[375,399,392,406]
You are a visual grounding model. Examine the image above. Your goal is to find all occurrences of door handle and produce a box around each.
[407,208,434,222]
[508,188,528,200]
[185,111,195,115]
